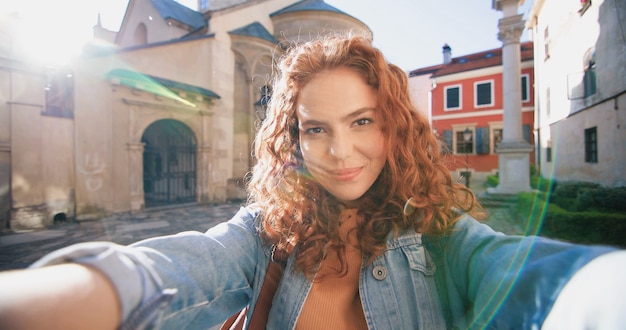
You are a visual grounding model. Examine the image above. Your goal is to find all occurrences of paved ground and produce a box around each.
[0,188,521,272]
[0,203,243,271]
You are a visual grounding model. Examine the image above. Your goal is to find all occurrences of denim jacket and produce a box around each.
[33,206,615,329]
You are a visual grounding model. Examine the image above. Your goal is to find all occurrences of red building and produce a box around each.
[408,42,535,180]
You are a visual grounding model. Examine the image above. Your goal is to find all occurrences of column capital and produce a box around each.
[498,14,525,45]
[492,0,524,11]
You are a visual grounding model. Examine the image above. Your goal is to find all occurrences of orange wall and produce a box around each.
[431,68,535,173]
[432,68,534,117]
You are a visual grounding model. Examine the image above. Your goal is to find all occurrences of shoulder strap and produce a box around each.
[247,260,285,329]
[221,246,287,330]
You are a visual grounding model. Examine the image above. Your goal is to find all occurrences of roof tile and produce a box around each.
[151,0,206,30]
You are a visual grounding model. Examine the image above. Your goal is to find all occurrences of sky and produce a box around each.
[2,0,532,71]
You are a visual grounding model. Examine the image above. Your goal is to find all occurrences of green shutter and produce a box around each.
[476,127,490,154]
[443,130,453,154]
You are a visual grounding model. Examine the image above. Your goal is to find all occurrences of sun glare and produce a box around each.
[1,0,215,67]
[19,16,90,66]
[2,0,103,66]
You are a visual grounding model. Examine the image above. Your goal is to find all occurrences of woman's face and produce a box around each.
[296,67,386,203]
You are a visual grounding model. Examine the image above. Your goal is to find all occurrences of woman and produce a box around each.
[0,35,624,329]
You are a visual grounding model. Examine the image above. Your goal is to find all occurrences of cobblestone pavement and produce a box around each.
[0,203,243,271]
[0,200,521,272]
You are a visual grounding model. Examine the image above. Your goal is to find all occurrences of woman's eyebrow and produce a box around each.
[299,118,325,127]
[299,107,377,128]
[342,107,376,121]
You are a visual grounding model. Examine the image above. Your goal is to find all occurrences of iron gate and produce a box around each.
[142,119,197,207]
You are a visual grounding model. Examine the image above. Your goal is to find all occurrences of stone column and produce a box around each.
[197,146,213,203]
[489,0,533,195]
[197,109,217,203]
[127,142,145,212]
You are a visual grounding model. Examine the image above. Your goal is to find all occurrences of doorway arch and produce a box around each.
[141,119,197,207]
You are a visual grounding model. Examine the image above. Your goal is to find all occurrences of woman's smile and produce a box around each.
[327,167,363,182]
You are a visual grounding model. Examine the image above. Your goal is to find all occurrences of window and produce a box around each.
[544,26,550,61]
[44,68,74,118]
[546,139,552,163]
[475,80,493,107]
[584,127,597,163]
[455,129,473,154]
[521,74,530,102]
[492,128,503,153]
[583,48,596,97]
[133,23,148,45]
[445,85,461,110]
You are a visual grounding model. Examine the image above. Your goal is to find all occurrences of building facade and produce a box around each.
[527,0,626,187]
[408,43,535,184]
[0,0,371,230]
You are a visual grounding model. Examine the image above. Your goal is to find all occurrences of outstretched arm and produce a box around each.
[0,263,121,329]
[440,214,617,329]
[0,207,266,329]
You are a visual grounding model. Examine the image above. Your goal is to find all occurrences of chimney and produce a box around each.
[442,44,452,64]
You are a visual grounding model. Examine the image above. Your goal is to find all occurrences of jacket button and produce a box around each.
[372,266,387,280]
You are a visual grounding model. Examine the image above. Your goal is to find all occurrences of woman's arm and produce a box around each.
[441,215,617,329]
[0,263,120,329]
[0,206,266,329]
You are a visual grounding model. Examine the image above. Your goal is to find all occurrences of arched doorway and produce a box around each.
[141,119,197,207]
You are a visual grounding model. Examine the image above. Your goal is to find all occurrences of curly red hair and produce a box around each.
[247,34,484,278]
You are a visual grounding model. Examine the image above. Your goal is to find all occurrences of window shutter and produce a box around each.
[475,127,490,154]
[443,130,453,154]
[523,124,531,143]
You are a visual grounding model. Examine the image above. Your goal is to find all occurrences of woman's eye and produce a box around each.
[354,118,373,126]
[305,127,324,134]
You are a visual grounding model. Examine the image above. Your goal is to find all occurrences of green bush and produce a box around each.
[529,164,538,177]
[533,176,555,193]
[486,175,499,188]
[513,192,550,233]
[513,191,626,248]
[517,191,548,211]
[552,181,601,199]
[541,207,626,248]
[549,182,626,212]
[594,187,626,212]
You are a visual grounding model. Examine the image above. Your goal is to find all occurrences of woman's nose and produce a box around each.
[329,133,353,159]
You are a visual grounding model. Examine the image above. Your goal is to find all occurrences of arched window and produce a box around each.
[583,48,596,97]
[134,23,148,45]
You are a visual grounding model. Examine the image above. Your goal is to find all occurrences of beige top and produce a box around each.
[296,209,368,329]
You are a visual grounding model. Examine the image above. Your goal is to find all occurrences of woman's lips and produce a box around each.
[328,167,363,181]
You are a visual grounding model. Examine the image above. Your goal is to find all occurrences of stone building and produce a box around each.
[0,0,371,230]
[527,0,626,187]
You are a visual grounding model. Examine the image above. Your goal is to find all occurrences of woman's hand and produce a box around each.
[0,263,121,329]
